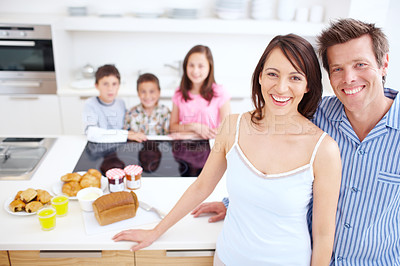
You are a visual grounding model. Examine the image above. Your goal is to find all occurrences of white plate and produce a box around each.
[4,197,36,216]
[52,172,108,200]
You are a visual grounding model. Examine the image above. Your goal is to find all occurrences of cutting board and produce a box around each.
[82,208,160,235]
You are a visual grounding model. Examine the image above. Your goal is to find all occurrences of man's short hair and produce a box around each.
[317,18,389,73]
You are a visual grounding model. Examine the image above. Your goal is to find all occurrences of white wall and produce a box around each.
[384,0,400,89]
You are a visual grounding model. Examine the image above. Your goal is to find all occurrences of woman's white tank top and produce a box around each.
[216,113,327,266]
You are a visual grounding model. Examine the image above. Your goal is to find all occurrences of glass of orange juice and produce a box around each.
[51,195,69,216]
[38,207,56,231]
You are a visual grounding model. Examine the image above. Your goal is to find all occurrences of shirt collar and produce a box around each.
[323,96,344,122]
[384,87,400,130]
[325,88,400,130]
[96,97,115,106]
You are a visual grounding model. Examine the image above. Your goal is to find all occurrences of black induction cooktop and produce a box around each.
[73,139,211,177]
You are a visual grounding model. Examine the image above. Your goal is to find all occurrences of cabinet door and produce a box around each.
[8,250,135,266]
[0,95,62,135]
[135,250,214,266]
[59,95,89,135]
[0,251,10,266]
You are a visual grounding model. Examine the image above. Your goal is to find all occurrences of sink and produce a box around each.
[0,138,56,180]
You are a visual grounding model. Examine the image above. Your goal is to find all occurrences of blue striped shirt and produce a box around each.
[312,88,400,265]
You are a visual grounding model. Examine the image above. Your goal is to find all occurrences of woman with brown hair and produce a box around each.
[113,34,342,265]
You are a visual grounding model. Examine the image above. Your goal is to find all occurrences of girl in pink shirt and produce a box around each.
[170,45,231,139]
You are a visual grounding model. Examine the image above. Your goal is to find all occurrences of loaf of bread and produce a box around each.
[92,191,139,226]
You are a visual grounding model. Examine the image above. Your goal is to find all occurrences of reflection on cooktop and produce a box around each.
[73,140,211,178]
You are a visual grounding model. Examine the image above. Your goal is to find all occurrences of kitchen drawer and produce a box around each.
[0,251,10,266]
[135,250,214,266]
[8,250,135,266]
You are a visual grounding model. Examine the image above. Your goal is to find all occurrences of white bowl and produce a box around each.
[77,187,103,212]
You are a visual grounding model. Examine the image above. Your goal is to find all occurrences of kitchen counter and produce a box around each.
[0,136,227,251]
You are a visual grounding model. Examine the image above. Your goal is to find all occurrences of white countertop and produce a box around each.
[0,136,227,251]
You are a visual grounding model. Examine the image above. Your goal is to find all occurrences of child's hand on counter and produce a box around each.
[128,131,147,143]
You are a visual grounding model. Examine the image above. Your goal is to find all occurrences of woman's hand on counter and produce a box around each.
[112,228,159,251]
[191,201,227,223]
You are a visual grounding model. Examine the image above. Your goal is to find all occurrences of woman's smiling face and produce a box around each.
[259,47,308,117]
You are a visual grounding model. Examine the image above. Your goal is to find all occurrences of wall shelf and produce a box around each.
[61,16,325,36]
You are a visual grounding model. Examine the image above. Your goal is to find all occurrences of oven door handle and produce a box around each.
[0,40,35,46]
[1,80,41,87]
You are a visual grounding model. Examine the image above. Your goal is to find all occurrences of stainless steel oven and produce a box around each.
[0,24,56,94]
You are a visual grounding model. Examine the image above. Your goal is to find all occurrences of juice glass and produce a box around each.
[51,195,69,216]
[37,207,56,231]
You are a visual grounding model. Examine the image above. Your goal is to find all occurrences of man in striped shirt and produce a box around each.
[313,18,399,265]
[192,18,399,265]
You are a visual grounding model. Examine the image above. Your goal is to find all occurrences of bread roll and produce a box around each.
[62,181,81,197]
[92,191,139,226]
[36,189,52,204]
[9,199,25,212]
[20,188,37,203]
[87,169,102,179]
[61,172,82,182]
[80,173,101,189]
[25,201,43,213]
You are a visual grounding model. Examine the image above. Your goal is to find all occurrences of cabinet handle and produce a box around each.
[1,80,41,87]
[9,96,39,101]
[39,250,102,258]
[79,96,91,100]
[0,40,35,46]
[166,249,215,257]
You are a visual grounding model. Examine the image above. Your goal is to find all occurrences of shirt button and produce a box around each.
[358,149,365,155]
[344,223,351,228]
[351,187,359,192]
[338,256,344,261]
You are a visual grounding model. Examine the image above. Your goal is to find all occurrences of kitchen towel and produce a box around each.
[82,208,160,235]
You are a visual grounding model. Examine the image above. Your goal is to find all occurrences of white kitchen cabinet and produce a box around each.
[0,95,62,135]
[58,95,89,135]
